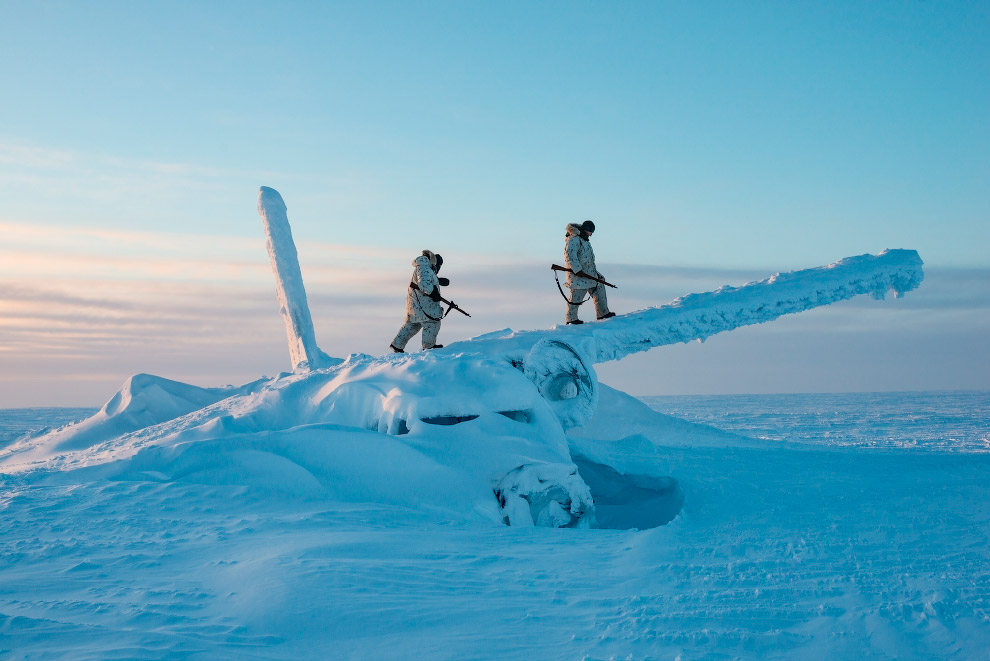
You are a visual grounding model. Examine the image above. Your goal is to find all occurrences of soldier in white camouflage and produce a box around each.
[563,220,615,324]
[390,250,450,352]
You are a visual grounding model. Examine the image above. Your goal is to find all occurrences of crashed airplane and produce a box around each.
[0,187,924,528]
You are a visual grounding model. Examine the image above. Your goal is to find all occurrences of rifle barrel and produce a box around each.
[441,298,471,317]
[550,264,616,288]
[410,281,471,316]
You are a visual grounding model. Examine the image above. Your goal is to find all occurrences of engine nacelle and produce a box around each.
[523,338,599,429]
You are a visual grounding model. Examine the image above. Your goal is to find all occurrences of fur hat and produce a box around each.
[422,250,442,272]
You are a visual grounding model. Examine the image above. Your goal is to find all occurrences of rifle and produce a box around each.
[409,282,471,317]
[550,264,617,288]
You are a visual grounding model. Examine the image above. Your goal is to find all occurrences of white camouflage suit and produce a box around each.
[564,223,610,322]
[391,252,445,351]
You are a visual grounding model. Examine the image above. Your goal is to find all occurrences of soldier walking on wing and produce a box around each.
[563,220,615,324]
[390,250,450,352]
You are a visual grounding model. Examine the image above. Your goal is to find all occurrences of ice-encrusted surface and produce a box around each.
[258,186,338,370]
[446,249,925,364]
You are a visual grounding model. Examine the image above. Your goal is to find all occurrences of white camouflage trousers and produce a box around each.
[566,285,609,322]
[391,319,441,351]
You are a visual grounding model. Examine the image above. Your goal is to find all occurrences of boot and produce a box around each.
[427,344,444,350]
[597,312,616,320]
[390,344,405,353]
[566,319,584,325]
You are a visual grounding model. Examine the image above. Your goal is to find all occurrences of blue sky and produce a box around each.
[1,1,988,405]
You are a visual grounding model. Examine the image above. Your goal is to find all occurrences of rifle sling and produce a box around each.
[553,269,597,306]
[410,281,450,321]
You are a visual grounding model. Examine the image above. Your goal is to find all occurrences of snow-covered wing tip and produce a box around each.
[586,248,925,363]
[258,186,339,370]
[447,249,924,365]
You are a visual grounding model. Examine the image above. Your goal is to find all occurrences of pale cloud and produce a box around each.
[0,220,413,285]
[0,142,288,240]
[0,144,79,170]
[0,141,278,182]
[0,142,375,234]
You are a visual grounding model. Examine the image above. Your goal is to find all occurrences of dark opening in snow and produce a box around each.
[573,455,683,530]
[421,414,480,426]
[497,410,532,424]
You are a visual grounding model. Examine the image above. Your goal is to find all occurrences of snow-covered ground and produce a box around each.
[2,388,988,659]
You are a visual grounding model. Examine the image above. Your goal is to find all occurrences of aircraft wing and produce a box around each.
[444,249,924,365]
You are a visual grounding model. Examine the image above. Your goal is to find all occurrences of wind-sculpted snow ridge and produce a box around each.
[446,249,924,364]
[0,374,272,473]
[0,353,599,528]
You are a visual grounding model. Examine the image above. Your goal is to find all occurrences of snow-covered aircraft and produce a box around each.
[0,187,924,528]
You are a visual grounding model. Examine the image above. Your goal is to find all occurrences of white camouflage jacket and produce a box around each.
[406,255,444,322]
[564,223,601,290]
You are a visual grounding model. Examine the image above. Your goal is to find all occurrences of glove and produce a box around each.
[438,277,450,287]
[429,286,443,302]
